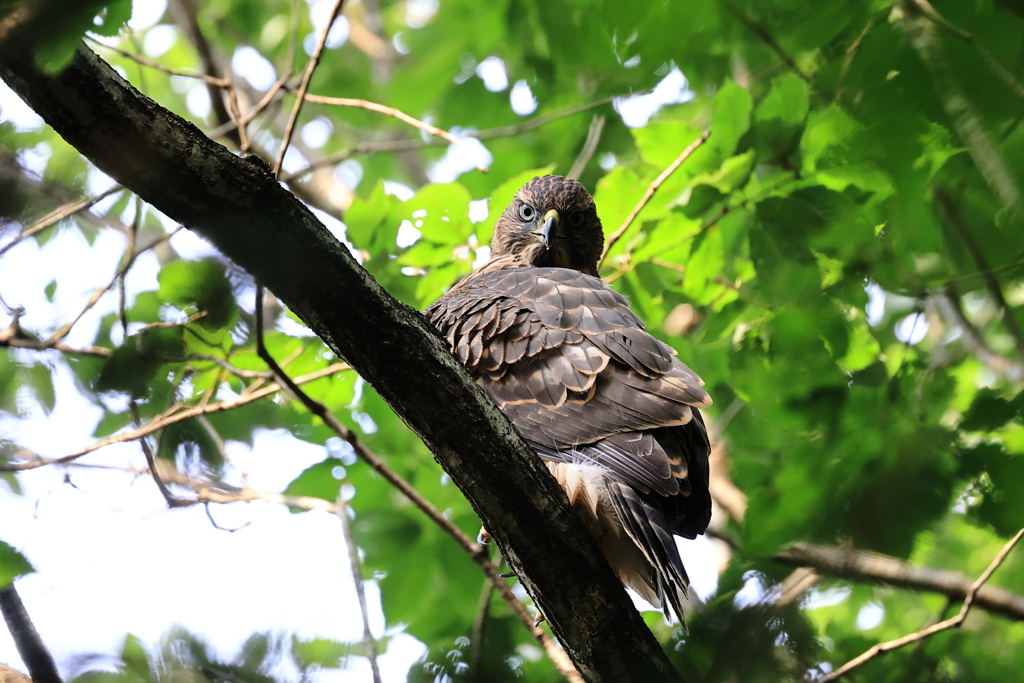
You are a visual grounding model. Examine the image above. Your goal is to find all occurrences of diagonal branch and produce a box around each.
[335,495,382,683]
[600,131,710,264]
[0,586,62,683]
[821,528,1024,681]
[0,184,122,259]
[775,541,1024,621]
[273,0,345,176]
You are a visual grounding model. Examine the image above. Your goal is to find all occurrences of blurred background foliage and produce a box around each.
[2,0,1024,680]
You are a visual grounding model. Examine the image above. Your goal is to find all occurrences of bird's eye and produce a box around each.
[518,204,536,221]
[567,213,585,228]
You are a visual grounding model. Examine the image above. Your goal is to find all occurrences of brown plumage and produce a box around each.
[426,175,712,626]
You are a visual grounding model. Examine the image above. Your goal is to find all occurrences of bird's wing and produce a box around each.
[426,266,710,498]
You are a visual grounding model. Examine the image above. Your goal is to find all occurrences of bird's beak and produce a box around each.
[539,210,560,249]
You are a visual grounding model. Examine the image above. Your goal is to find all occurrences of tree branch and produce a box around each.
[0,586,62,683]
[0,43,681,682]
[820,528,1024,681]
[775,541,1024,621]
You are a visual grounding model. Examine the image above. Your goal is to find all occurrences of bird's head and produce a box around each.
[490,175,604,276]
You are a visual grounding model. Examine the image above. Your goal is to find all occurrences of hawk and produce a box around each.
[426,175,712,625]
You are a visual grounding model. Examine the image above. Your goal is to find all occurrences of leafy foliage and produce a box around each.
[3,0,1024,680]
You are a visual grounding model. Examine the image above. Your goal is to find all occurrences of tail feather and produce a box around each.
[605,479,691,627]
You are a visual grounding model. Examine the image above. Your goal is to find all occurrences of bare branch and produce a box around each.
[0,184,122,259]
[296,90,488,172]
[0,363,349,472]
[86,37,228,87]
[835,16,881,101]
[934,289,1024,383]
[600,131,710,264]
[934,189,1024,361]
[775,541,1024,621]
[821,528,1024,681]
[274,0,345,177]
[897,0,1024,223]
[911,0,1024,100]
[727,5,812,83]
[335,495,382,683]
[0,586,62,683]
[567,114,605,181]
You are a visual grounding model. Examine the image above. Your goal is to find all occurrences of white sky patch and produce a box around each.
[865,282,885,326]
[428,136,492,183]
[476,56,508,92]
[170,228,220,260]
[383,180,415,201]
[509,80,537,116]
[856,601,885,630]
[599,152,617,171]
[335,159,364,190]
[129,0,167,30]
[301,117,334,149]
[0,80,44,131]
[404,0,439,28]
[614,67,694,128]
[472,245,491,269]
[19,142,51,177]
[677,535,719,601]
[468,199,489,223]
[281,146,309,175]
[186,84,212,119]
[325,16,350,49]
[734,571,767,608]
[396,220,421,249]
[623,54,641,68]
[232,45,278,91]
[143,24,178,58]
[895,313,928,345]
[802,585,852,611]
[392,32,410,55]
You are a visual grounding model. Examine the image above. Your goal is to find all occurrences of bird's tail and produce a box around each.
[605,479,692,629]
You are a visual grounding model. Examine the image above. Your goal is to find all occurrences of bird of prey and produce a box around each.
[426,175,712,625]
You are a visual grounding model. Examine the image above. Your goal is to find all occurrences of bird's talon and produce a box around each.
[499,571,516,579]
[477,528,492,545]
[533,614,547,627]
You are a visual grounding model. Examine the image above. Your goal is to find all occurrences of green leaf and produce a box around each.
[92,0,133,37]
[0,540,34,589]
[961,389,1023,432]
[800,104,862,173]
[95,327,184,398]
[756,75,809,126]
[157,259,237,331]
[711,80,753,158]
[44,280,57,302]
[406,183,473,244]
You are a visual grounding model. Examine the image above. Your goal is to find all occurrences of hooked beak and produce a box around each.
[539,210,560,249]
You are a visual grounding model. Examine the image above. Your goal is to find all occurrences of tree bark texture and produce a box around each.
[0,43,683,683]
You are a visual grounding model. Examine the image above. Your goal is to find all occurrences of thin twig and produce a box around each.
[281,93,628,181]
[469,553,499,683]
[0,363,350,471]
[85,36,228,87]
[835,16,880,101]
[911,0,1024,100]
[335,495,382,683]
[274,0,345,177]
[0,185,122,259]
[295,91,488,172]
[935,189,1024,361]
[600,131,710,264]
[821,528,1024,681]
[46,228,180,345]
[898,2,1024,223]
[250,287,582,682]
[567,114,605,180]
[728,5,812,83]
[130,401,191,508]
[775,541,1024,621]
[934,289,1024,383]
[225,73,250,152]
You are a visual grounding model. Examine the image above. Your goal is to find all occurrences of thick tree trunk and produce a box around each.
[0,42,683,683]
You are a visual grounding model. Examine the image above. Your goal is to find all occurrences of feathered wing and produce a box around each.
[426,266,712,623]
